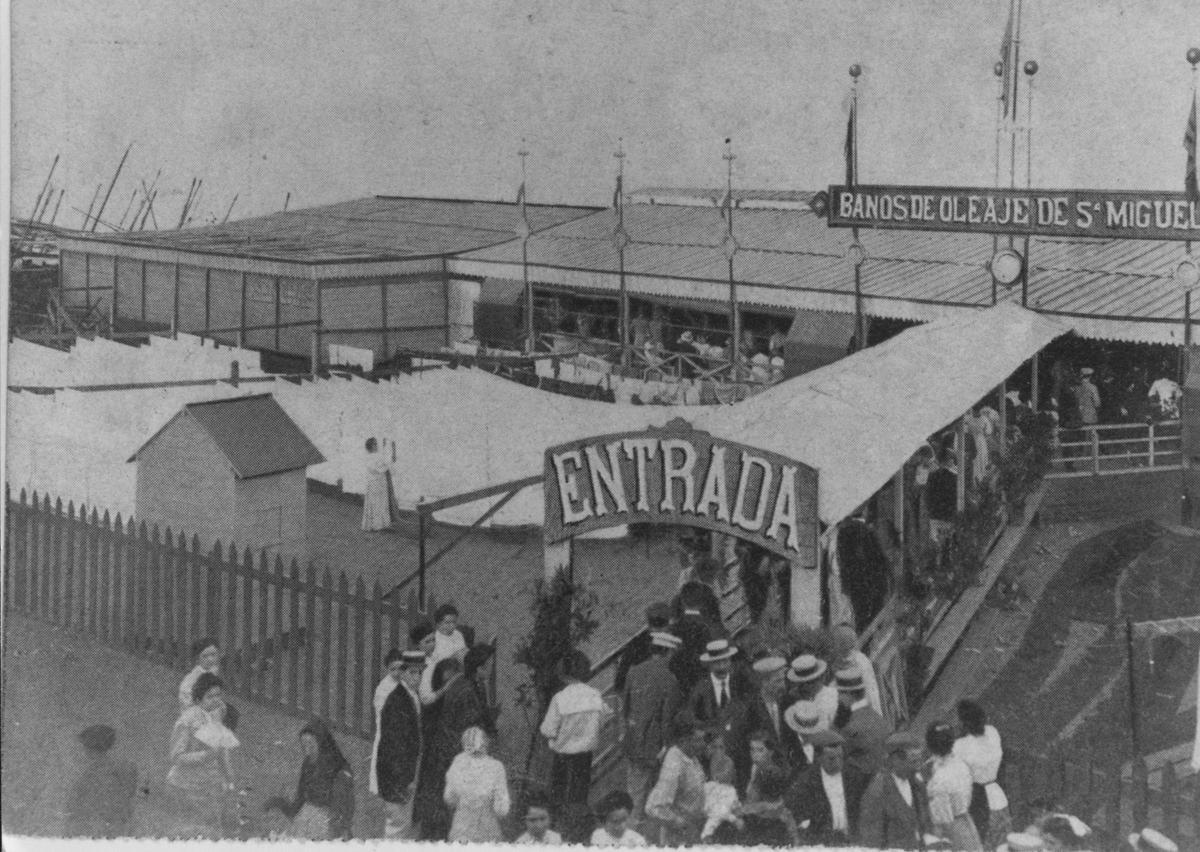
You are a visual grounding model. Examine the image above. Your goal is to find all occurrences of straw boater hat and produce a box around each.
[834,666,865,692]
[1127,828,1179,852]
[650,631,682,650]
[996,833,1045,852]
[1080,367,1094,376]
[400,649,427,668]
[699,638,738,663]
[786,654,827,683]
[783,700,823,736]
[752,655,787,675]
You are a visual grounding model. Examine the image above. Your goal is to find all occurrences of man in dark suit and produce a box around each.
[685,638,752,729]
[614,602,672,694]
[623,631,683,825]
[785,729,869,848]
[834,666,891,778]
[782,699,824,775]
[376,649,426,840]
[669,584,720,696]
[858,731,931,850]
[735,656,792,789]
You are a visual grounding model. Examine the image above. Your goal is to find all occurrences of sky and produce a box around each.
[8,0,1200,226]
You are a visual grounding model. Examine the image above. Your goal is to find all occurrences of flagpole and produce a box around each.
[614,138,630,370]
[850,64,864,352]
[518,143,534,355]
[1009,0,1023,195]
[1022,60,1038,310]
[1185,50,1199,381]
[723,138,740,375]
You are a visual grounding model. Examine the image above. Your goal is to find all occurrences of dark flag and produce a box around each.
[612,172,623,212]
[844,101,857,187]
[999,0,1015,119]
[516,180,531,237]
[1186,93,1198,200]
[718,185,732,223]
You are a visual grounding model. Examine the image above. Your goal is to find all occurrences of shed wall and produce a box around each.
[134,414,235,551]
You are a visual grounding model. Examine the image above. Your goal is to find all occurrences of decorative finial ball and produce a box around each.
[1023,60,1039,76]
[849,64,862,79]
[994,61,1005,77]
[1187,47,1200,67]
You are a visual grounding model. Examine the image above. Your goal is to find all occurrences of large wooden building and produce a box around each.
[57,197,596,362]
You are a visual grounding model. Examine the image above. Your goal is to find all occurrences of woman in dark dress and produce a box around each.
[418,646,496,839]
[413,656,462,839]
[285,718,355,840]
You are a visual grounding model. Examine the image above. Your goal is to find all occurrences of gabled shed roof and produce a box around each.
[129,393,325,479]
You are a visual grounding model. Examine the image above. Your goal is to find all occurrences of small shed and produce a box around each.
[129,394,325,564]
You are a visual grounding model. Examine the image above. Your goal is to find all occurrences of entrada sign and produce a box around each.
[827,184,1200,241]
[543,419,819,564]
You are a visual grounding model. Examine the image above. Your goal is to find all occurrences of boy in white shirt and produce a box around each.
[701,745,743,841]
[590,790,647,847]
[539,649,612,843]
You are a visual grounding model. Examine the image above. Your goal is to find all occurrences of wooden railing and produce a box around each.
[3,489,435,740]
[1003,748,1198,846]
[1048,420,1183,478]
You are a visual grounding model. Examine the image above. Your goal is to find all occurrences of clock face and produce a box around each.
[989,249,1024,286]
[1175,258,1200,292]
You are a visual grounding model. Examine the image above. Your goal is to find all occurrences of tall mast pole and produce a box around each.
[519,142,534,355]
[723,138,740,373]
[614,138,630,369]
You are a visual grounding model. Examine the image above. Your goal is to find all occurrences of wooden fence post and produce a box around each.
[47,497,63,623]
[206,541,222,648]
[303,562,317,714]
[287,560,301,710]
[223,547,238,693]
[63,500,77,627]
[162,526,176,664]
[335,571,350,729]
[353,577,367,737]
[99,512,116,645]
[148,526,164,659]
[174,532,191,668]
[1148,422,1156,468]
[319,568,333,721]
[242,548,255,700]
[28,493,43,614]
[271,555,285,706]
[371,578,384,721]
[256,550,271,699]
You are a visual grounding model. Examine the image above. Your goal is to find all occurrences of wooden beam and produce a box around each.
[418,474,542,515]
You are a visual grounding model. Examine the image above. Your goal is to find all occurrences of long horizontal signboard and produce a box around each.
[826,184,1200,240]
[544,419,819,564]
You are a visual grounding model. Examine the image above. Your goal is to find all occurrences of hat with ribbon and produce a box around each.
[651,631,682,650]
[834,666,865,692]
[751,655,787,675]
[783,700,823,736]
[996,833,1045,852]
[699,638,738,663]
[786,653,828,683]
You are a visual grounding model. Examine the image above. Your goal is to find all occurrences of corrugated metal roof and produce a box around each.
[456,192,1192,329]
[131,393,325,479]
[66,196,598,265]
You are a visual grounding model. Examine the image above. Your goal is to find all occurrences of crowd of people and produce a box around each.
[59,604,1184,849]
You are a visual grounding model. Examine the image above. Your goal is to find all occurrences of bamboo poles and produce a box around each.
[89,144,132,233]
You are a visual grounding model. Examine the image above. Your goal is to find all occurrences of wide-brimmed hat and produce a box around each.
[997,833,1044,852]
[699,638,738,663]
[1128,828,1179,852]
[786,654,827,683]
[650,631,682,650]
[1080,367,1095,376]
[752,656,787,675]
[834,666,865,692]
[783,700,823,735]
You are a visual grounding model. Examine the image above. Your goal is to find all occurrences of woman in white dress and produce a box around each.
[925,721,984,851]
[443,727,510,843]
[166,673,239,839]
[361,437,392,532]
[953,699,1011,849]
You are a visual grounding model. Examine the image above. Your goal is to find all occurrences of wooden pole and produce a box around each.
[49,189,65,227]
[222,194,239,225]
[117,188,139,230]
[82,183,103,230]
[90,144,133,233]
[177,178,197,229]
[283,192,291,212]
[1126,617,1141,758]
[417,504,427,607]
[19,154,59,252]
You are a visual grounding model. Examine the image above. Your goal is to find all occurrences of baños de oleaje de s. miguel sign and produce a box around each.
[543,419,819,565]
[827,184,1200,240]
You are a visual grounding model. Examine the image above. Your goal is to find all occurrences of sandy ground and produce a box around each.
[0,611,387,840]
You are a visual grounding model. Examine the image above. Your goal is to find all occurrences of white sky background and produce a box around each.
[8,0,1200,224]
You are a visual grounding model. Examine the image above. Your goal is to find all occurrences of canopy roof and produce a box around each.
[415,302,1070,528]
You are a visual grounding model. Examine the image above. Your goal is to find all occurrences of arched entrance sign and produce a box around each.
[544,418,819,569]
